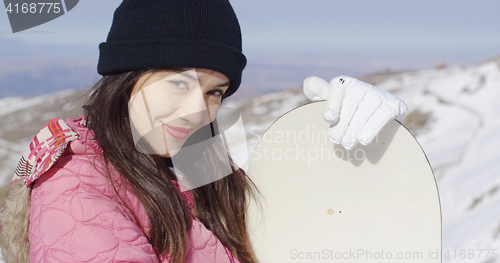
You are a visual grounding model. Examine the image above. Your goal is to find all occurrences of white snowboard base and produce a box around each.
[246,101,441,262]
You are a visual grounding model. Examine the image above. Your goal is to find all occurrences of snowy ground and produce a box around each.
[380,59,500,263]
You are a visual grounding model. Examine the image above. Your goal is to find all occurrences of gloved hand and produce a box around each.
[303,75,408,150]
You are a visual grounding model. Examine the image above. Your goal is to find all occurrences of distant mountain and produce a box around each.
[0,58,100,98]
[1,57,499,262]
[0,54,376,100]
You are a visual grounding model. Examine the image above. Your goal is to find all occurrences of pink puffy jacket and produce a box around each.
[6,117,240,262]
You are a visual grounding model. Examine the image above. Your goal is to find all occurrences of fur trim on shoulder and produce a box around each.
[0,179,31,263]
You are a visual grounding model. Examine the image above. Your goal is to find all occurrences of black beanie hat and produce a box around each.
[97,0,247,97]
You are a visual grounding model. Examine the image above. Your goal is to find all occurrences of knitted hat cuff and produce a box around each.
[98,39,246,97]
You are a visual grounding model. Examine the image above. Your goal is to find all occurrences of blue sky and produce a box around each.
[1,0,499,98]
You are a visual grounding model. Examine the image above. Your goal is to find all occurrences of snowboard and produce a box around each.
[246,101,441,262]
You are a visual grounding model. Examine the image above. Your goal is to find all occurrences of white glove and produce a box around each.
[303,75,408,150]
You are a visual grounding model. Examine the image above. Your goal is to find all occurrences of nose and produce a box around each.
[177,88,209,127]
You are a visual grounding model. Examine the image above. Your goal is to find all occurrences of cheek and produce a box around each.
[148,98,177,126]
[129,92,152,136]
[141,85,179,125]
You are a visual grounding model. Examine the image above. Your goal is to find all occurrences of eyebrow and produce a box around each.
[216,81,231,87]
[178,71,198,81]
[177,70,230,88]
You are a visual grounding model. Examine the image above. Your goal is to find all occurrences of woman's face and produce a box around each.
[128,68,230,157]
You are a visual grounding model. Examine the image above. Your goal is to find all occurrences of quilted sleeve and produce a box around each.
[29,155,160,263]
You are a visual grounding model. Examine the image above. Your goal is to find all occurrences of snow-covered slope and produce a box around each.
[376,58,500,262]
[0,57,499,262]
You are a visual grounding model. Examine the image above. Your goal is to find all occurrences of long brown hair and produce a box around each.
[84,70,258,263]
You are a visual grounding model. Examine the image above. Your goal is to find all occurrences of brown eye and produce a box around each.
[208,89,224,96]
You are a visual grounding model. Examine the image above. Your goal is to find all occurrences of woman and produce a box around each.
[0,0,407,262]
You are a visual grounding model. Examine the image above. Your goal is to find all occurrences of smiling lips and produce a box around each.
[163,124,193,140]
